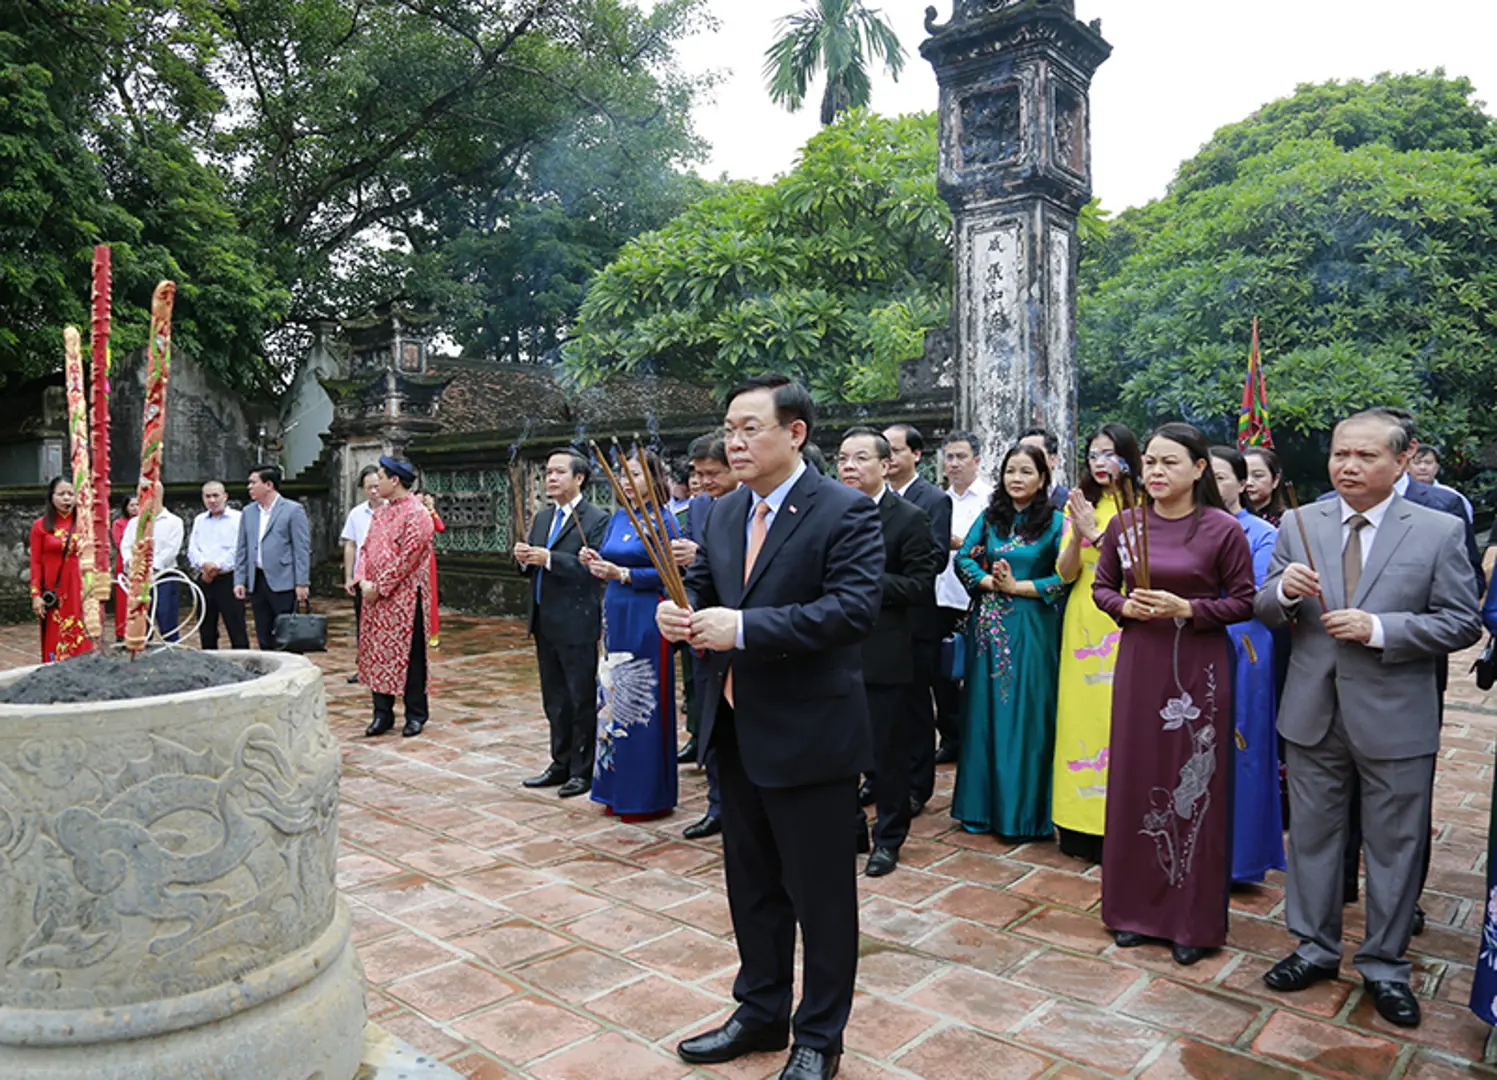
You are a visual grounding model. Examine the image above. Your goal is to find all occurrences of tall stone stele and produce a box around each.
[921,0,1110,485]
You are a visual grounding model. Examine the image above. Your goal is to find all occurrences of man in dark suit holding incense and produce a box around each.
[658,375,883,1080]
[515,448,610,798]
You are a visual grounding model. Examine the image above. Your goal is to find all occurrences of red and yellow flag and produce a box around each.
[1237,317,1273,449]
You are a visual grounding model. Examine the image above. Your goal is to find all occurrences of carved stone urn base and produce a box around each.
[0,651,366,1079]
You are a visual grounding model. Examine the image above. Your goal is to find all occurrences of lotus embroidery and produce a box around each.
[1159,692,1200,731]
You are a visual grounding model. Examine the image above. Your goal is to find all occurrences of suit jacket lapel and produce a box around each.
[550,504,580,548]
[1353,500,1412,607]
[1314,501,1346,609]
[529,506,554,547]
[742,470,818,601]
[721,488,749,608]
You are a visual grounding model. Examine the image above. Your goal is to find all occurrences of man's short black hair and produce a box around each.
[1376,407,1417,442]
[1020,426,1059,456]
[725,373,815,444]
[943,431,982,458]
[251,463,282,489]
[1412,444,1440,463]
[688,434,729,466]
[841,425,892,461]
[547,446,592,484]
[802,441,827,474]
[672,460,693,485]
[357,464,380,484]
[885,423,923,453]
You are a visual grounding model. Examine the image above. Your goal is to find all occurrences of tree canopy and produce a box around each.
[1,0,709,396]
[1078,72,1497,469]
[564,109,950,400]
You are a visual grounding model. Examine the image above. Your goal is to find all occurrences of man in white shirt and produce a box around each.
[188,480,247,649]
[341,465,384,682]
[1407,445,1474,522]
[933,433,992,763]
[120,484,185,642]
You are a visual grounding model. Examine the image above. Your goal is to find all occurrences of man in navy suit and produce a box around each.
[233,464,311,650]
[1020,427,1071,513]
[883,423,952,816]
[659,375,882,1080]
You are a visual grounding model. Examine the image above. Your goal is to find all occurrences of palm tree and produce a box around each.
[763,0,907,127]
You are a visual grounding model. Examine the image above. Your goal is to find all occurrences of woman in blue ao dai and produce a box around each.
[1209,446,1285,883]
[582,451,678,821]
[952,443,1066,841]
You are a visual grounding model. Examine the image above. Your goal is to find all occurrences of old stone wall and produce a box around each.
[407,394,955,618]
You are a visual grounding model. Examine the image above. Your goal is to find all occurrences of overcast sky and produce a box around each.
[676,1,1497,212]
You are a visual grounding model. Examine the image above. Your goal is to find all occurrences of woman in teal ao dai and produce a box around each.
[952,443,1066,840]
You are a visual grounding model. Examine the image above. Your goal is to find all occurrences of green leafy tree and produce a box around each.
[566,110,949,400]
[764,0,906,126]
[1079,74,1497,469]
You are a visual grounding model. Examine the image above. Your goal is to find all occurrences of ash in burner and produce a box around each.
[0,649,257,705]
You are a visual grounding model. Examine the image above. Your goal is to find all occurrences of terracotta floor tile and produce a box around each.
[400,892,509,938]
[358,931,462,985]
[378,1009,470,1060]
[925,849,1031,888]
[1346,992,1490,1061]
[566,906,680,952]
[1007,867,1103,911]
[906,968,1048,1034]
[1010,949,1143,1006]
[857,897,953,946]
[929,883,1035,928]
[1139,1038,1302,1079]
[632,840,722,875]
[1015,1002,1170,1076]
[386,961,519,1021]
[497,836,585,867]
[453,996,601,1063]
[1118,977,1262,1043]
[547,854,641,886]
[858,866,954,905]
[514,945,646,1002]
[348,899,405,944]
[894,1026,1053,1080]
[913,919,1035,974]
[600,869,711,911]
[454,863,554,901]
[854,947,950,995]
[664,892,736,937]
[456,920,571,968]
[1221,955,1354,1019]
[501,883,611,925]
[528,1031,692,1080]
[445,1050,527,1079]
[353,871,456,914]
[625,928,741,982]
[842,993,940,1057]
[1250,1010,1402,1080]
[585,975,728,1040]
[338,850,406,888]
[1011,907,1116,955]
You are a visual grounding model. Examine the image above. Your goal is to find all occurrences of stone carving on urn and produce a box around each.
[0,695,339,1012]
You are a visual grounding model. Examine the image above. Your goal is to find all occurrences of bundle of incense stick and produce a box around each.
[89,246,112,606]
[1284,481,1317,573]
[1110,475,1150,589]
[124,281,175,655]
[62,327,101,641]
[588,439,689,609]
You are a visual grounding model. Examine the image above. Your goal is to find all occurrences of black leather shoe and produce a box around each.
[364,717,394,737]
[908,795,925,818]
[401,718,425,737]
[1113,930,1151,948]
[346,673,360,684]
[1171,943,1209,966]
[677,739,697,764]
[557,777,590,798]
[1363,978,1420,1027]
[522,766,567,788]
[677,1019,789,1065]
[780,1045,840,1079]
[1263,953,1339,992]
[684,814,721,840]
[858,779,875,807]
[1412,905,1426,936]
[865,846,899,877]
[934,743,959,765]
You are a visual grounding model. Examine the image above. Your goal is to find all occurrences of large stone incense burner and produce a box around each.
[0,652,365,1079]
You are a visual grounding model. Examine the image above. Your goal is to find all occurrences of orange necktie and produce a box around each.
[725,501,771,707]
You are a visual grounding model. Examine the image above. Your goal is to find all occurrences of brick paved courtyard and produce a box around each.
[5,601,1497,1079]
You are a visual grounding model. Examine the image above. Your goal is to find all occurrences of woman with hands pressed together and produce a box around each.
[951,443,1066,841]
[1092,422,1256,967]
[581,449,683,822]
[1052,423,1143,864]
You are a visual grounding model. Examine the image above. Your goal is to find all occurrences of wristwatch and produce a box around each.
[620,567,632,585]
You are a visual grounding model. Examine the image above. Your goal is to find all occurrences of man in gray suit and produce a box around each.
[234,463,312,650]
[1254,410,1481,1028]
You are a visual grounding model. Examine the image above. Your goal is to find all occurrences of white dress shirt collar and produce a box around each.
[1338,492,1395,530]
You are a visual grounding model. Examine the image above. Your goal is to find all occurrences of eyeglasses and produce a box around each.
[722,422,782,445]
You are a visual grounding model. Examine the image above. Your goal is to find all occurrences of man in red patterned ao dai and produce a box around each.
[358,456,436,738]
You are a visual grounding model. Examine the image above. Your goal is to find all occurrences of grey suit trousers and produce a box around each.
[1286,711,1434,983]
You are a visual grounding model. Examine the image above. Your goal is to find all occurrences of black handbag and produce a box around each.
[273,598,327,653]
[1472,635,1497,691]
